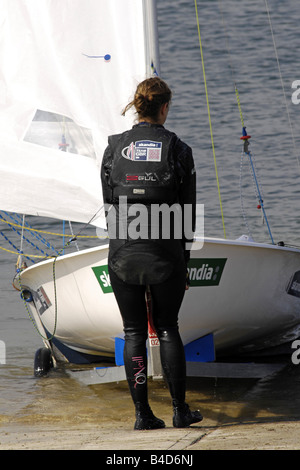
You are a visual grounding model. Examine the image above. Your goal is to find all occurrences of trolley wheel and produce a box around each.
[34,347,53,377]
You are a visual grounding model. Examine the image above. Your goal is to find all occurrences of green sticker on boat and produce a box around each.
[93,259,227,293]
[92,265,113,293]
[187,258,227,286]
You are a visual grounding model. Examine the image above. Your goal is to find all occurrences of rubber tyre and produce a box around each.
[34,347,53,377]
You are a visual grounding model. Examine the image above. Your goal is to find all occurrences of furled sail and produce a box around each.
[0,0,159,227]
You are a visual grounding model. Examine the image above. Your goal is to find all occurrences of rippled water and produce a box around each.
[1,0,300,437]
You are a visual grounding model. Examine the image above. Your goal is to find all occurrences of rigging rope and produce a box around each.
[217,0,246,128]
[0,217,102,238]
[194,0,226,239]
[0,210,108,260]
[217,0,275,244]
[8,212,58,251]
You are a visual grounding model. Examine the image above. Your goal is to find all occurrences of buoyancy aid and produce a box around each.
[101,123,195,285]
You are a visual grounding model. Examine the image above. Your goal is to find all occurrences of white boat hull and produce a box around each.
[18,237,300,363]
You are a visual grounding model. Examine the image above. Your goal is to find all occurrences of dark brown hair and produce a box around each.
[122,77,172,120]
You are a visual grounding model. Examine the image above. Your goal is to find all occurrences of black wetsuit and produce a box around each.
[101,122,196,406]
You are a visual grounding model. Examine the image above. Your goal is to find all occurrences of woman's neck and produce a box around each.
[138,102,169,126]
[139,117,158,124]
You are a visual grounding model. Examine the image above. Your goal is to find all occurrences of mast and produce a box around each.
[143,0,160,77]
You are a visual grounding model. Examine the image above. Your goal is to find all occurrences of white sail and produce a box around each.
[14,1,300,373]
[0,0,159,227]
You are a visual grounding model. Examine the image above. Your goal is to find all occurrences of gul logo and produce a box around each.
[126,173,157,182]
[92,265,113,293]
[187,258,227,287]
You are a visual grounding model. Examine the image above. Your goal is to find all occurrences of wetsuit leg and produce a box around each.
[108,267,149,406]
[150,266,187,405]
[109,264,188,408]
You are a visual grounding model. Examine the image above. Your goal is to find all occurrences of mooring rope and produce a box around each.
[15,204,106,341]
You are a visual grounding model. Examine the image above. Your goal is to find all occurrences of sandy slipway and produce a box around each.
[2,361,300,451]
[1,419,300,451]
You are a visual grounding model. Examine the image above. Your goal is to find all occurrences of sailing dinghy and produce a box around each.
[0,0,300,370]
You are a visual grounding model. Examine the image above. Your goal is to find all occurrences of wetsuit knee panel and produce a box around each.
[155,326,180,342]
[124,327,148,343]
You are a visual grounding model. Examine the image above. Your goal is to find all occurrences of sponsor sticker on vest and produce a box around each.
[92,265,113,293]
[187,258,227,286]
[122,140,162,162]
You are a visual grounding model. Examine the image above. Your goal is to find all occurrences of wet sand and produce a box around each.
[1,362,300,451]
[1,416,300,450]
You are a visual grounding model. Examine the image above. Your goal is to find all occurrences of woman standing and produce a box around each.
[101,77,202,430]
